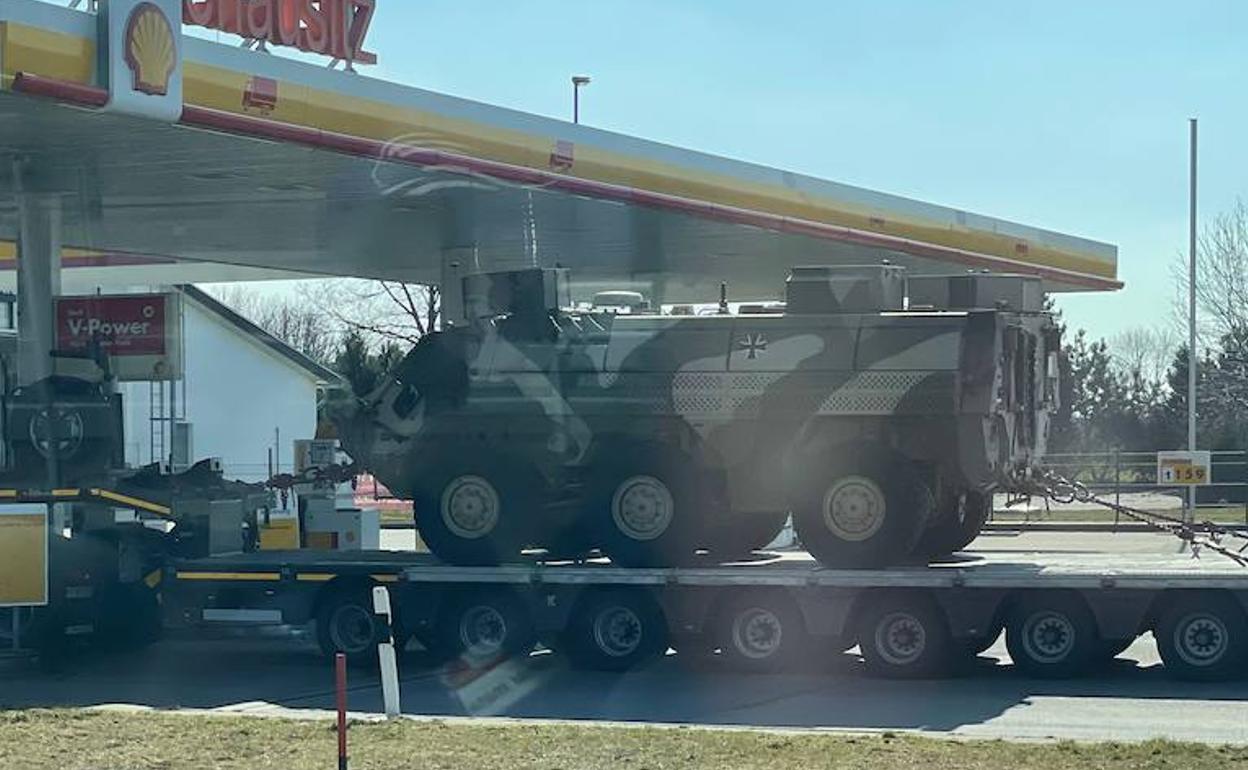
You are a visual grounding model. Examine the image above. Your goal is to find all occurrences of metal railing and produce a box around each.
[998,450,1248,527]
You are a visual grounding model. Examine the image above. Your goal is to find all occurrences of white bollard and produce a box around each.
[372,585,402,718]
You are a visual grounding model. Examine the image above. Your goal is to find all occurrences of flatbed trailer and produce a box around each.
[162,547,1248,681]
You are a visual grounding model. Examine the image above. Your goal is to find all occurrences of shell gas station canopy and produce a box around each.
[0,0,1120,302]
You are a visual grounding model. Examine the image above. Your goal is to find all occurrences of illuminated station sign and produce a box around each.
[181,0,378,64]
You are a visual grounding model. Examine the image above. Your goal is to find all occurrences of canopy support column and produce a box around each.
[440,246,478,328]
[14,161,62,388]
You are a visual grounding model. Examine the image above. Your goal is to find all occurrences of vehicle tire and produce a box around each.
[791,451,932,569]
[1155,593,1248,682]
[913,489,992,561]
[1005,592,1099,679]
[714,590,810,673]
[316,590,388,665]
[856,592,952,678]
[589,445,705,567]
[95,582,163,652]
[413,456,539,566]
[434,589,536,664]
[560,590,668,671]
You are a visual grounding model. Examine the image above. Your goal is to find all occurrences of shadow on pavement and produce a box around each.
[3,635,1247,737]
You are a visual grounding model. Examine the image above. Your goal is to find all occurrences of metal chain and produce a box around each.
[1013,469,1248,568]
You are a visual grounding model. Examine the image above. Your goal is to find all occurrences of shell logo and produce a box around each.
[123,2,177,97]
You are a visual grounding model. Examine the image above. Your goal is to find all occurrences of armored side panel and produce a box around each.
[786,265,906,314]
[463,268,571,322]
[909,274,1044,313]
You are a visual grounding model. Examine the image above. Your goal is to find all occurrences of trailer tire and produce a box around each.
[413,456,538,566]
[1005,592,1099,679]
[1155,593,1248,682]
[714,590,809,673]
[434,589,536,663]
[95,582,163,652]
[590,445,705,567]
[561,590,668,671]
[316,590,388,665]
[792,451,931,569]
[857,592,952,678]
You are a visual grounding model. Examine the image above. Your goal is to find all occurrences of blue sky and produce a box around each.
[194,0,1246,339]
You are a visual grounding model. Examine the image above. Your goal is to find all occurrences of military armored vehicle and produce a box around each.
[332,265,1059,569]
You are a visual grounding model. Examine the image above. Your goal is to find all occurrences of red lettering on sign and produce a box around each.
[347,0,377,65]
[55,297,167,356]
[180,0,378,63]
[242,0,274,41]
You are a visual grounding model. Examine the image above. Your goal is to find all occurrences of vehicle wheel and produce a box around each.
[413,456,538,566]
[913,490,992,561]
[857,592,952,678]
[1155,593,1248,682]
[590,445,705,567]
[1005,593,1099,679]
[791,451,932,569]
[435,589,536,663]
[714,590,810,673]
[316,590,388,665]
[561,590,668,671]
[95,582,163,652]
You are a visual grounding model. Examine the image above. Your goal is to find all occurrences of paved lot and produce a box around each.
[3,532,1247,744]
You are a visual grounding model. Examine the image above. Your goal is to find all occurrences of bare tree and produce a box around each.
[206,284,340,365]
[1108,325,1180,385]
[298,279,440,348]
[1172,198,1248,343]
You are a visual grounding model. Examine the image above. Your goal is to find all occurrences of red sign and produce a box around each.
[56,296,167,356]
[182,1,378,65]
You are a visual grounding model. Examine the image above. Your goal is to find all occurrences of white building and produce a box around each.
[119,285,339,483]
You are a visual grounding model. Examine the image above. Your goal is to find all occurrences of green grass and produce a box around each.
[1,710,1246,770]
[991,506,1248,525]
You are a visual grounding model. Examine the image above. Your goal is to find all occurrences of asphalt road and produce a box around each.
[2,532,1247,745]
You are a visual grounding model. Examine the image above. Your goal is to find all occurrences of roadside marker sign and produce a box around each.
[1157,451,1212,486]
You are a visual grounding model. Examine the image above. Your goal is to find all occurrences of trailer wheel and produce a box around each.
[913,490,992,561]
[714,590,809,672]
[316,591,387,664]
[590,445,704,567]
[413,457,537,566]
[1155,593,1248,682]
[1005,593,1099,679]
[561,590,668,671]
[95,582,163,652]
[435,589,536,663]
[857,592,951,678]
[792,452,931,569]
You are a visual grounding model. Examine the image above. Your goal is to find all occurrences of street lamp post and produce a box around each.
[572,75,591,124]
[1188,118,1198,524]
